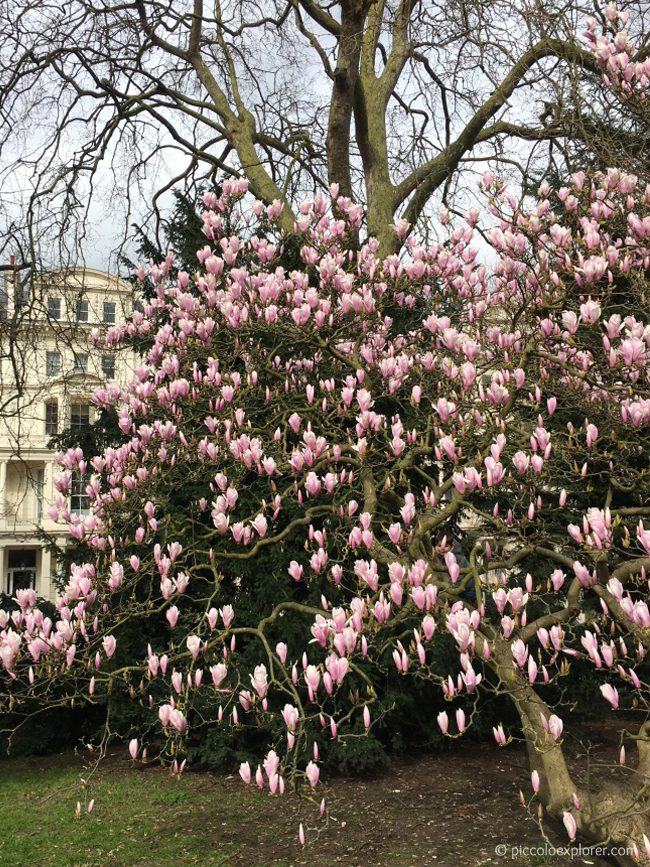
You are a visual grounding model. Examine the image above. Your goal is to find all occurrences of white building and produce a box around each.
[0,266,137,600]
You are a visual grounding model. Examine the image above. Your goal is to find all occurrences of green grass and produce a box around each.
[0,757,244,867]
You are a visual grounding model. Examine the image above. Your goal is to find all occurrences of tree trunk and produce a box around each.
[486,635,649,863]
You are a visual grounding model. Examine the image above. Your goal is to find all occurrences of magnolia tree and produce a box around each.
[2,10,650,860]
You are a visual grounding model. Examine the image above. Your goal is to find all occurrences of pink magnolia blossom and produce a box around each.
[250,664,268,698]
[563,811,577,841]
[547,714,564,742]
[600,683,619,709]
[493,724,506,746]
[239,761,252,784]
[220,605,234,628]
[186,634,201,660]
[305,760,320,787]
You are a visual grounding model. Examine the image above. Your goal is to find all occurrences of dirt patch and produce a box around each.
[200,741,614,866]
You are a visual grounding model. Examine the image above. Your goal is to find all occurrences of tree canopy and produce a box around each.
[1,0,649,265]
[2,154,650,853]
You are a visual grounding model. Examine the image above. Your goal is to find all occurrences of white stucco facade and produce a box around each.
[0,267,137,600]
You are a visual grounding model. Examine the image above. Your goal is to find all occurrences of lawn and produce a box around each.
[0,744,612,866]
[0,754,244,867]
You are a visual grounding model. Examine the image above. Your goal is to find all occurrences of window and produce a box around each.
[73,352,88,373]
[70,403,90,431]
[7,550,37,595]
[70,471,90,515]
[47,296,62,320]
[13,274,29,307]
[35,469,45,524]
[103,301,116,324]
[76,298,89,322]
[45,400,58,436]
[46,351,62,377]
[101,354,115,378]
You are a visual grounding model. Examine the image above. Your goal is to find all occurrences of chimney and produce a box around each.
[10,256,27,308]
[0,258,11,320]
